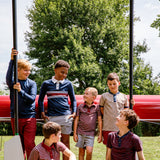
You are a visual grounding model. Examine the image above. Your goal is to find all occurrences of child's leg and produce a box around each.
[61,134,70,160]
[79,148,85,160]
[86,146,93,160]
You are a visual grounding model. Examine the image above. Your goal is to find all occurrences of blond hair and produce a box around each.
[18,59,32,70]
[86,87,98,97]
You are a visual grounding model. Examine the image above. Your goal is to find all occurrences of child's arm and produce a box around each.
[73,116,79,142]
[100,106,104,115]
[137,151,145,160]
[6,49,18,88]
[97,115,102,143]
[130,99,135,106]
[38,82,49,121]
[106,147,111,160]
[63,148,76,160]
[68,83,77,118]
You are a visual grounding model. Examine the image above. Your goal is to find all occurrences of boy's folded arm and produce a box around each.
[63,148,76,160]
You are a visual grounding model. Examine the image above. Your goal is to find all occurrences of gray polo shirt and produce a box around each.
[99,92,129,131]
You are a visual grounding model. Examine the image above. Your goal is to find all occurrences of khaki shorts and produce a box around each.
[76,134,95,148]
[48,115,73,135]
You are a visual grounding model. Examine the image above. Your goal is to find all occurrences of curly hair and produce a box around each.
[54,60,70,69]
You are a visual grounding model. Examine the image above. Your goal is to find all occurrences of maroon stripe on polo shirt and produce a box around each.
[47,91,68,98]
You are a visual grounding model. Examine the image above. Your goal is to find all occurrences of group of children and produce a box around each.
[6,49,145,160]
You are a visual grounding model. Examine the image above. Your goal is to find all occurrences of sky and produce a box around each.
[0,0,160,90]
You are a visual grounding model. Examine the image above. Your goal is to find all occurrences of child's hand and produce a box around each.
[73,134,78,142]
[68,113,76,119]
[13,82,21,92]
[41,112,49,121]
[131,99,135,106]
[11,48,18,60]
[97,134,102,143]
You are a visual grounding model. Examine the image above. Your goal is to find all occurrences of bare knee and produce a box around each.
[86,146,93,160]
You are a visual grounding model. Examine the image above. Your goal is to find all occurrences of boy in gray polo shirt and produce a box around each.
[73,87,102,160]
[99,72,135,146]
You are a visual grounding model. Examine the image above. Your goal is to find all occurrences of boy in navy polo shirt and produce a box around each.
[38,59,77,160]
[6,48,37,159]
[73,87,102,160]
[106,109,145,160]
[29,121,76,160]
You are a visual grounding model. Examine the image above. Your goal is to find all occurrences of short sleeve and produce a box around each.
[107,133,113,148]
[132,135,143,152]
[97,105,101,116]
[76,104,83,117]
[99,94,105,107]
[28,147,39,160]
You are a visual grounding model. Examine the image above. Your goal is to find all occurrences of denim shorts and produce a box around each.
[76,134,95,148]
[48,115,73,135]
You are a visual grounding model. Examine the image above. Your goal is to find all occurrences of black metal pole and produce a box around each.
[12,0,19,135]
[129,0,134,109]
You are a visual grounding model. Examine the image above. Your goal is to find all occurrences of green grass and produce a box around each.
[0,136,160,160]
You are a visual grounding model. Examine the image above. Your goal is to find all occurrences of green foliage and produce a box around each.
[151,12,160,37]
[0,123,12,135]
[25,0,160,95]
[25,0,131,94]
[1,136,160,159]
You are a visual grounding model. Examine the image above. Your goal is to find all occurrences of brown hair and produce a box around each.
[107,72,119,82]
[42,122,61,139]
[55,60,70,69]
[18,59,32,70]
[120,109,139,129]
[85,87,98,97]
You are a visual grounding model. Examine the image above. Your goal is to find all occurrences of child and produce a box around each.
[29,121,76,160]
[106,109,145,160]
[38,59,77,160]
[99,72,134,145]
[73,87,102,160]
[6,48,37,159]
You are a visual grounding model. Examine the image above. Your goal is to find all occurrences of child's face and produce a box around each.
[53,131,61,143]
[54,67,68,80]
[116,113,128,127]
[83,89,95,105]
[18,67,31,80]
[107,79,120,94]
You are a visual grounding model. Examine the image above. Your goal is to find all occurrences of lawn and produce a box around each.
[0,136,160,160]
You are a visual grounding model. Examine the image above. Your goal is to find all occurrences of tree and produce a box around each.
[25,0,130,93]
[25,0,160,96]
[151,10,160,37]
